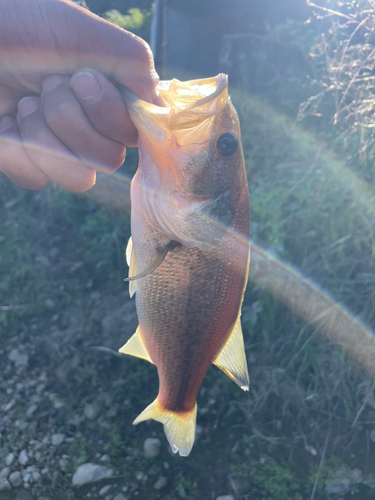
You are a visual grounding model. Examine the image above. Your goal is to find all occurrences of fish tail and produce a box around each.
[133,398,197,457]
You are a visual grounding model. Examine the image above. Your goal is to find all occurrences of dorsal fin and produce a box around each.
[125,237,137,297]
[118,326,153,364]
[213,313,249,390]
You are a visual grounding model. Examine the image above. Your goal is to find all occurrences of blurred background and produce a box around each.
[2,1,375,499]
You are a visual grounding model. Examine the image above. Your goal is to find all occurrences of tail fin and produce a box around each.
[133,398,197,457]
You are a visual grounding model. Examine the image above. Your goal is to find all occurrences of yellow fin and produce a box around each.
[118,326,153,364]
[125,236,137,298]
[133,398,197,457]
[213,313,249,391]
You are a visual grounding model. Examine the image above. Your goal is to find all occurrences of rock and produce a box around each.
[52,471,64,489]
[32,471,41,482]
[72,463,113,487]
[26,404,38,418]
[370,429,375,442]
[351,468,362,482]
[216,496,235,500]
[22,473,31,483]
[16,490,34,500]
[0,467,10,479]
[113,494,127,500]
[18,450,28,465]
[8,349,28,369]
[51,433,65,446]
[99,485,112,496]
[0,478,11,491]
[176,482,186,498]
[84,403,101,420]
[9,471,22,487]
[5,452,15,466]
[144,438,161,458]
[100,454,110,462]
[153,476,167,490]
[325,478,350,496]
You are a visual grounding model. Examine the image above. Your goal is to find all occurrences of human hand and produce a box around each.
[0,0,158,192]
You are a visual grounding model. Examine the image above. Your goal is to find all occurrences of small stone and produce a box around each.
[8,349,28,369]
[99,454,110,462]
[44,299,55,308]
[32,471,41,482]
[51,433,65,446]
[59,457,68,471]
[18,450,28,465]
[22,473,31,483]
[72,463,113,487]
[144,438,161,458]
[9,470,22,487]
[26,404,38,418]
[113,494,127,500]
[104,496,113,500]
[41,468,48,475]
[84,403,101,420]
[351,468,362,482]
[153,476,167,490]
[0,467,10,479]
[216,496,235,500]
[176,482,186,498]
[99,485,112,496]
[0,478,11,491]
[5,453,15,466]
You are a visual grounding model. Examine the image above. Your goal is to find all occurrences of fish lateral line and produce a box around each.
[124,240,179,282]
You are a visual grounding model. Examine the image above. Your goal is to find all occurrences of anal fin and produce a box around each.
[133,398,197,457]
[213,313,249,390]
[118,326,153,364]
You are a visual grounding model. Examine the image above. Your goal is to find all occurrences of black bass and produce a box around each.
[119,75,250,456]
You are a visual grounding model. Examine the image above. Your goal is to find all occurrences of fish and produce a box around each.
[118,74,250,457]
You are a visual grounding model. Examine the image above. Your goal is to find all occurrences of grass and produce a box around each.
[1,75,375,500]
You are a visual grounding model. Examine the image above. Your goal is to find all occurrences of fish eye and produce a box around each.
[216,133,238,157]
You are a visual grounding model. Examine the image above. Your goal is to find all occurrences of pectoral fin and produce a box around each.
[118,326,153,364]
[213,313,249,390]
[124,241,177,283]
[125,237,137,298]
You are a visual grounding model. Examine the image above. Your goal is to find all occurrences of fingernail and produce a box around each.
[42,75,63,93]
[71,71,100,100]
[0,116,14,133]
[18,97,39,118]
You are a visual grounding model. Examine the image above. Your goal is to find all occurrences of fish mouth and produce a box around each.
[118,74,229,134]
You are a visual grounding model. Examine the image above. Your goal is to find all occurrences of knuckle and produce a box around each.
[44,100,77,128]
[97,144,126,172]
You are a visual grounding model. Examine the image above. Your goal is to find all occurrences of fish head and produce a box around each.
[121,74,247,250]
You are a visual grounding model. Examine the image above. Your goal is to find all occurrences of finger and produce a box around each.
[17,97,96,193]
[70,68,137,147]
[0,115,49,190]
[41,75,126,173]
[0,84,20,117]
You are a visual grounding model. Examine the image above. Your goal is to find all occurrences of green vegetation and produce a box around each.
[1,4,375,500]
[104,7,153,41]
